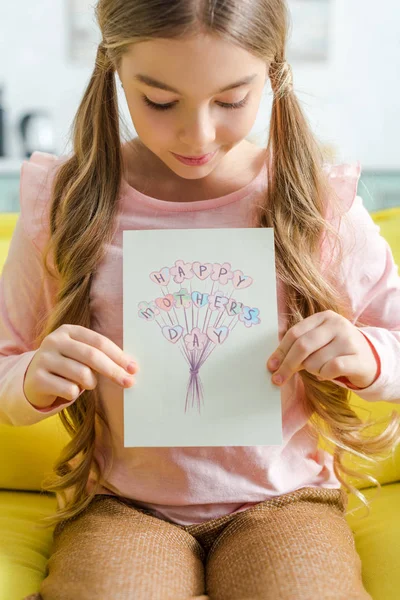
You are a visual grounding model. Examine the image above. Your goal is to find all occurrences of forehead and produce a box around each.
[121,34,266,95]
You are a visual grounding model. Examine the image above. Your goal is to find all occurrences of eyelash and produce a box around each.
[141,94,250,111]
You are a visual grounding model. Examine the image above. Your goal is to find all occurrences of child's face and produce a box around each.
[118,33,268,180]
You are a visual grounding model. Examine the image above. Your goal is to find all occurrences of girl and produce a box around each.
[2,0,399,598]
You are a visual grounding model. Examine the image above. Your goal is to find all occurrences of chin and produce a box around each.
[170,163,218,180]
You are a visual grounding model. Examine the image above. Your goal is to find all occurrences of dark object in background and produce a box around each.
[18,110,55,158]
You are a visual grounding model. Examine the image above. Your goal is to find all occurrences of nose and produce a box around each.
[178,107,216,152]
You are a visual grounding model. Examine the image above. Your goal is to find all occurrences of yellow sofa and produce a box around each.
[1,209,400,600]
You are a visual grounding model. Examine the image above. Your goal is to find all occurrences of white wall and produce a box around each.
[0,0,399,168]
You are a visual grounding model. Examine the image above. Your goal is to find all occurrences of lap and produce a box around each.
[37,496,206,600]
[29,488,372,600]
[205,492,372,600]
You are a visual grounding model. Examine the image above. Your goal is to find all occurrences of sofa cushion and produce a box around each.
[0,416,70,490]
[346,482,400,600]
[0,490,57,599]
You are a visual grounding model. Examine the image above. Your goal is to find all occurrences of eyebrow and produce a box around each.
[134,73,258,94]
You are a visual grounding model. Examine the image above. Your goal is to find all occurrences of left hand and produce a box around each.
[266,310,378,389]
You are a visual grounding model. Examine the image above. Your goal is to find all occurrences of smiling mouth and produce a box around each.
[176,152,214,158]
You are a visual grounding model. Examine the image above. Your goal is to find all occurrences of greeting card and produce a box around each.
[123,228,282,447]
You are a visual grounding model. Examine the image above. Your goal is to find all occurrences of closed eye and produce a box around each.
[141,94,250,111]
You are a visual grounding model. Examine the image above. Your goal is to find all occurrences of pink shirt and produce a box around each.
[1,150,399,526]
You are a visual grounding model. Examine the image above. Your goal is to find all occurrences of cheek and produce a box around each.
[218,110,257,143]
[129,104,173,147]
[243,98,262,130]
[219,93,262,141]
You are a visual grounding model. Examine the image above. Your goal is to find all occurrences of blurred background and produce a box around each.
[0,0,399,213]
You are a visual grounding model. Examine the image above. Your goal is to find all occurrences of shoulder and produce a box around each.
[19,151,70,252]
[321,160,378,246]
[320,162,390,292]
[322,160,362,220]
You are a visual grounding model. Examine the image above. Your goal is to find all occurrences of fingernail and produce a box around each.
[127,362,137,374]
[273,374,283,385]
[269,358,280,370]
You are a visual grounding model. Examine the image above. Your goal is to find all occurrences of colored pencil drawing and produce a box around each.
[137,260,261,414]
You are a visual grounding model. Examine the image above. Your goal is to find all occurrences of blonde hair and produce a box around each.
[35,0,400,529]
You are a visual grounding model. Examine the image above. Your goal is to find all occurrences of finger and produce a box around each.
[67,325,138,374]
[272,323,335,385]
[267,312,328,371]
[60,332,136,388]
[67,325,139,373]
[302,336,344,378]
[36,369,83,403]
[318,354,362,382]
[45,353,98,391]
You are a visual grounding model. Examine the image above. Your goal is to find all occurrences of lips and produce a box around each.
[177,153,213,159]
[171,150,217,166]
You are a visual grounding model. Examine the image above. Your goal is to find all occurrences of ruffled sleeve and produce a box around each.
[0,151,76,426]
[320,161,400,402]
[19,151,65,253]
[322,160,362,220]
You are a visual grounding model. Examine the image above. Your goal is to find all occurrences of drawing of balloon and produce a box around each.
[162,325,183,343]
[137,259,261,414]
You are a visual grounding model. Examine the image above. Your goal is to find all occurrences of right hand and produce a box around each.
[24,324,139,409]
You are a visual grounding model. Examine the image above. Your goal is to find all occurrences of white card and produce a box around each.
[123,228,283,447]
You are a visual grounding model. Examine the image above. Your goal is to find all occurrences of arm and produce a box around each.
[0,155,76,426]
[329,195,400,402]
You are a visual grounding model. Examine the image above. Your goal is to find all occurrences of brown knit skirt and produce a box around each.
[24,486,372,600]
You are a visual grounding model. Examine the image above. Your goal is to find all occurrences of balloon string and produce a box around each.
[201,279,236,334]
[194,370,204,412]
[214,310,225,329]
[169,281,190,337]
[230,318,240,333]
[185,373,200,413]
[201,313,239,365]
[212,280,239,329]
[196,277,211,331]
[187,316,239,369]
[201,336,220,364]
[201,342,217,365]
[165,284,181,327]
[182,277,242,413]
[199,345,212,369]
[190,280,194,331]
[198,297,223,363]
[179,342,191,367]
[214,306,236,329]
[183,307,190,335]
[185,349,196,412]
[201,281,215,334]
[215,282,235,328]
[184,350,205,412]
[196,337,213,368]
[179,329,193,370]
[204,308,214,334]
[155,314,166,328]
[160,313,168,326]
